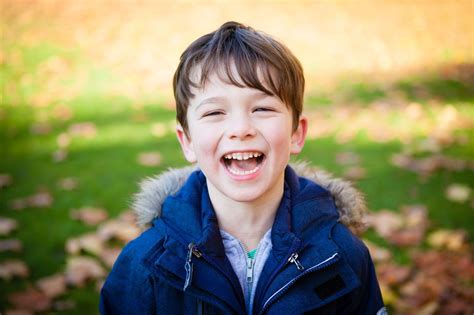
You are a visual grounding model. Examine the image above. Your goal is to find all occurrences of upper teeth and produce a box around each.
[224,152,262,160]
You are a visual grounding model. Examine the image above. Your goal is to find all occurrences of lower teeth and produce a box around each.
[228,166,259,175]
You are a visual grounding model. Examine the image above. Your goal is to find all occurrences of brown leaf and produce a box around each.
[343,166,367,181]
[0,239,22,252]
[27,191,53,208]
[65,256,106,288]
[52,104,73,121]
[0,217,18,236]
[36,273,67,298]
[5,310,33,315]
[68,122,97,138]
[335,152,360,165]
[30,122,52,135]
[65,233,104,255]
[52,149,68,162]
[0,173,13,188]
[98,247,121,268]
[367,210,403,238]
[57,132,71,148]
[377,263,411,286]
[137,152,162,167]
[10,198,28,210]
[427,229,469,251]
[119,210,136,223]
[363,239,392,263]
[57,177,79,190]
[97,220,140,243]
[151,122,169,138]
[8,287,52,312]
[445,183,471,203]
[70,207,108,225]
[0,259,29,280]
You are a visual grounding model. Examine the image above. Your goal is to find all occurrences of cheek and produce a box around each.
[190,125,221,157]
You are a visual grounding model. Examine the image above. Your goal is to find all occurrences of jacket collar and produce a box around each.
[156,166,339,258]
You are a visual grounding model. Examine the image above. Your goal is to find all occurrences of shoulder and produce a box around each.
[100,225,165,314]
[330,222,371,274]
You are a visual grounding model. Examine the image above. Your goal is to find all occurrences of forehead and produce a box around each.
[188,60,278,99]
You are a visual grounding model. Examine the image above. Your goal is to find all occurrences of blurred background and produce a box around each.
[1,0,473,314]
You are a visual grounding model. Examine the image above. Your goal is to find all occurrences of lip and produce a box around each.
[220,150,266,181]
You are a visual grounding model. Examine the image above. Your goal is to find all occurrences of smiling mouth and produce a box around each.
[222,151,265,176]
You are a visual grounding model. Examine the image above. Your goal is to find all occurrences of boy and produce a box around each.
[100,21,385,314]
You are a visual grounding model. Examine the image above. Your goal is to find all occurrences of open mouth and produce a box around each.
[221,151,265,176]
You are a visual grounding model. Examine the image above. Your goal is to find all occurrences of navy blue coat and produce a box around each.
[100,167,385,314]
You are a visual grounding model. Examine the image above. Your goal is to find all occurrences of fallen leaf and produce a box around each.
[97,220,140,243]
[335,152,360,165]
[30,122,52,135]
[0,259,29,280]
[52,149,68,162]
[0,239,22,252]
[10,198,28,210]
[65,256,106,287]
[68,122,97,138]
[427,229,469,251]
[70,207,108,225]
[0,217,18,235]
[377,263,411,286]
[363,239,392,263]
[137,152,162,167]
[343,166,367,180]
[367,210,403,238]
[98,247,121,268]
[57,132,71,148]
[0,173,13,188]
[151,122,169,138]
[65,233,104,255]
[36,273,67,298]
[445,183,471,203]
[57,177,78,190]
[52,104,73,121]
[5,309,33,315]
[119,210,136,223]
[8,287,52,312]
[27,190,53,208]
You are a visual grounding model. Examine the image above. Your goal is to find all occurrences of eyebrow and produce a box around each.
[196,91,271,109]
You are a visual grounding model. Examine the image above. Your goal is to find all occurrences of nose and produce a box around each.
[227,114,256,140]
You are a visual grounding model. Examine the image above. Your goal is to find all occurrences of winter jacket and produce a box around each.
[100,163,385,314]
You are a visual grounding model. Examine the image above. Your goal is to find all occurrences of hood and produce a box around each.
[132,161,368,234]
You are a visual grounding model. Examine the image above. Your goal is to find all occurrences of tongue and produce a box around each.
[230,158,258,171]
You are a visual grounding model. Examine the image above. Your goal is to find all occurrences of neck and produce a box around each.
[207,178,284,251]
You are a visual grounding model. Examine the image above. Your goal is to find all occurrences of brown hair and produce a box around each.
[173,21,305,135]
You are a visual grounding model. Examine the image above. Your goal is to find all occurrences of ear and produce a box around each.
[290,115,308,154]
[176,124,197,163]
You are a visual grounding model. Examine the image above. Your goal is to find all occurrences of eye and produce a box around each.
[202,111,224,117]
[254,107,275,112]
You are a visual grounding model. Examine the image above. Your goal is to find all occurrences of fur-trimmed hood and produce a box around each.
[132,162,368,234]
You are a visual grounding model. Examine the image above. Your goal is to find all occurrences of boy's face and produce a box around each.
[176,70,307,206]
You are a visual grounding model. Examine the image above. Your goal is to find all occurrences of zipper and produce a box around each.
[182,242,246,312]
[184,242,202,291]
[287,252,304,271]
[246,256,255,284]
[258,252,339,315]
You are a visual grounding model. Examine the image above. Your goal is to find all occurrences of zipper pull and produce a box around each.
[246,257,255,283]
[288,252,304,271]
[184,243,201,291]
